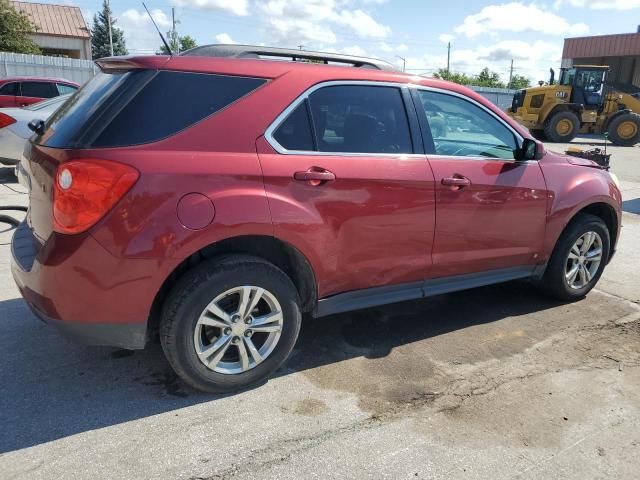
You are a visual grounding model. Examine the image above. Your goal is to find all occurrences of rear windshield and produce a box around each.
[37,70,266,148]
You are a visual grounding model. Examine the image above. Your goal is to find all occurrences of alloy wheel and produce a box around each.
[565,231,603,290]
[193,286,284,374]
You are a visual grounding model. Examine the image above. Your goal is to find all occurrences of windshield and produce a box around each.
[560,68,575,86]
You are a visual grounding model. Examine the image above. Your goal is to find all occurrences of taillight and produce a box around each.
[53,159,139,234]
[0,112,16,128]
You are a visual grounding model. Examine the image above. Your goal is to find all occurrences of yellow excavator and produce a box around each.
[507,65,640,146]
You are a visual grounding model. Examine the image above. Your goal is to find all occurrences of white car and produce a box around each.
[0,94,71,172]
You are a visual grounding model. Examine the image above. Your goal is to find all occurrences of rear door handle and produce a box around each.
[441,176,471,187]
[294,168,336,184]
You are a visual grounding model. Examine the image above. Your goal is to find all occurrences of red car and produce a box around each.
[11,46,622,393]
[0,76,79,108]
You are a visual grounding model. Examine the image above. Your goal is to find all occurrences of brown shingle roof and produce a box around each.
[10,1,91,39]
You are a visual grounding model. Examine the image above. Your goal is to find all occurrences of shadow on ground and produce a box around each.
[623,198,640,215]
[0,281,564,453]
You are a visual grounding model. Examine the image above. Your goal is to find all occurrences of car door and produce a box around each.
[17,81,58,107]
[412,88,548,279]
[258,83,436,299]
[0,82,19,108]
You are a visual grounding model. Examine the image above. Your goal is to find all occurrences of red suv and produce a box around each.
[11,46,622,392]
[0,76,79,108]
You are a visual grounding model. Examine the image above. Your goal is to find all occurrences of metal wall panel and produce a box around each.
[0,52,97,84]
[563,33,640,59]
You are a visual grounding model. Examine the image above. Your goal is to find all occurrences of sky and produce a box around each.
[49,0,640,83]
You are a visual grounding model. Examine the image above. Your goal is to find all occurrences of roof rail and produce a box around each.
[180,44,398,72]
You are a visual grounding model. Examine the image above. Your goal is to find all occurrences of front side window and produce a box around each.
[417,90,518,160]
[308,85,413,154]
[575,70,605,92]
[20,81,57,98]
[0,82,18,95]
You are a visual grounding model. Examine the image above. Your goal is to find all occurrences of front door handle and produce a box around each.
[442,176,471,188]
[294,168,336,185]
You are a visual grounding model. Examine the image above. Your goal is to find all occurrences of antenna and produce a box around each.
[142,2,172,55]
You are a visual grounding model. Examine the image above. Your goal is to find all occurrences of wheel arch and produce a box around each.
[147,235,318,340]
[543,103,582,125]
[565,201,619,261]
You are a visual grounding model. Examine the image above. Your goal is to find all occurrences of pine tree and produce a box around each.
[91,0,127,60]
[0,0,41,54]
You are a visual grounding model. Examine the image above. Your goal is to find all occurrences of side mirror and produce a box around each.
[515,138,538,161]
[28,119,45,135]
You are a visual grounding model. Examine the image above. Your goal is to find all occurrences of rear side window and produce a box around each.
[21,81,57,98]
[0,82,18,95]
[271,85,413,154]
[57,83,77,95]
[38,71,266,148]
[309,85,412,154]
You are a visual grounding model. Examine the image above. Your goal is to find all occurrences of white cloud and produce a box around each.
[454,3,589,38]
[118,9,171,53]
[554,0,640,9]
[379,42,408,53]
[215,33,237,44]
[258,0,390,48]
[404,39,562,86]
[170,0,248,16]
[438,34,455,44]
[340,45,368,56]
[334,9,390,39]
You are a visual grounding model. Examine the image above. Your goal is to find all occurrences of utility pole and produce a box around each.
[297,44,304,50]
[106,0,114,56]
[172,7,177,53]
[508,58,514,88]
[446,42,451,72]
[395,55,406,72]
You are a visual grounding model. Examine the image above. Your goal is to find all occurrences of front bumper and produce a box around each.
[11,221,153,350]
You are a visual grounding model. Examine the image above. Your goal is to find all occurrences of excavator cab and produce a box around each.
[561,66,607,110]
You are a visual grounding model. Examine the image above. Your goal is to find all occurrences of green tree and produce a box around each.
[158,34,197,54]
[475,67,505,88]
[508,74,531,89]
[432,68,474,86]
[0,0,41,54]
[91,0,127,59]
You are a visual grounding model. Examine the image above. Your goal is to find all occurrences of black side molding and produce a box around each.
[313,265,542,318]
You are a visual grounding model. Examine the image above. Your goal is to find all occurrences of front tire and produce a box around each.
[160,255,302,393]
[537,213,610,301]
[544,110,580,143]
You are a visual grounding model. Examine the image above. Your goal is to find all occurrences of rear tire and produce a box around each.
[544,110,580,143]
[536,213,609,301]
[160,255,302,393]
[607,112,640,147]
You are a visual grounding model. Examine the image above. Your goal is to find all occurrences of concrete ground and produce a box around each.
[0,138,638,480]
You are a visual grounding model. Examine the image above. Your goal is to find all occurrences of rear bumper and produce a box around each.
[22,300,147,349]
[10,221,159,350]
